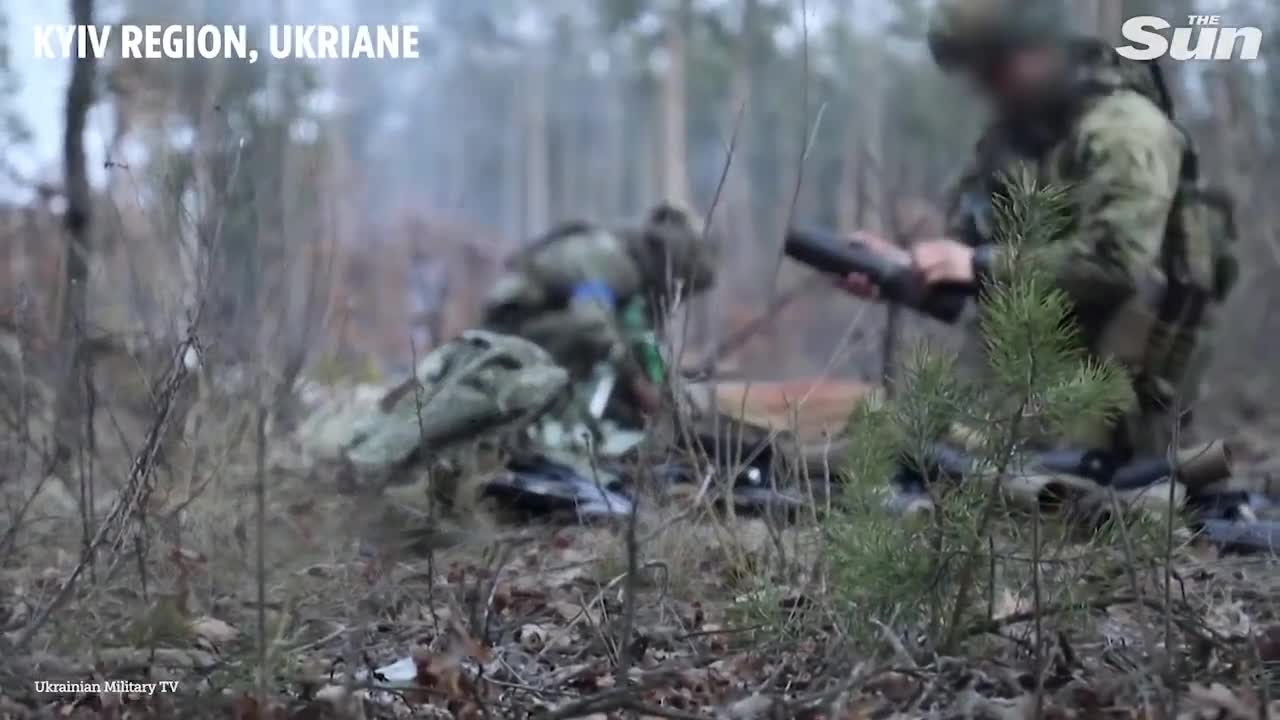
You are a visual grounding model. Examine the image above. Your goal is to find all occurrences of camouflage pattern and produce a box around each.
[944,40,1228,456]
[481,204,716,416]
[331,330,569,475]
[927,0,1070,71]
[292,206,715,507]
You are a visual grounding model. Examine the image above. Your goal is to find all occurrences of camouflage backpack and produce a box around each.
[340,330,569,476]
[1141,59,1239,305]
[1138,60,1238,419]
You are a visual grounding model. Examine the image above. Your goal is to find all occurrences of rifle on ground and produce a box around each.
[784,225,972,324]
[895,439,1277,553]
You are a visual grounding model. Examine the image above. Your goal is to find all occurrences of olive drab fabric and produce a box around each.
[295,208,714,492]
[942,37,1235,456]
[628,203,716,300]
[481,204,715,385]
[340,330,569,473]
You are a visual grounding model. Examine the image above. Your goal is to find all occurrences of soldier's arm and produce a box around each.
[943,152,991,244]
[974,93,1185,311]
[520,300,661,411]
[481,271,548,329]
[945,126,1013,246]
[518,302,623,363]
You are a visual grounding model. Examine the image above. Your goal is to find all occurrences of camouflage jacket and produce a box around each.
[480,209,715,384]
[946,42,1227,455]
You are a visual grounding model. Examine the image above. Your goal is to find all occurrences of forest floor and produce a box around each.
[2,440,1279,720]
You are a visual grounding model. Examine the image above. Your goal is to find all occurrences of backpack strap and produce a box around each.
[1129,57,1223,429]
[1144,57,1177,120]
[1067,53,1221,453]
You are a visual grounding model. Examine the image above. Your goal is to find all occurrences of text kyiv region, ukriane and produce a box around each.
[32,24,422,63]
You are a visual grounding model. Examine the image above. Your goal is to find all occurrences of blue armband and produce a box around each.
[571,280,617,309]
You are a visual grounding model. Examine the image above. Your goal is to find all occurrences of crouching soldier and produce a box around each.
[304,204,716,504]
[838,0,1239,459]
[481,203,717,430]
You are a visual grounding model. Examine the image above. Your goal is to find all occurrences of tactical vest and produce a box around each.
[484,216,704,387]
[1089,57,1237,422]
[955,48,1238,452]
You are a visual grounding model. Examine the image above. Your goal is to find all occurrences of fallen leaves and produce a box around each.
[1185,683,1270,719]
[1253,622,1280,663]
[190,616,238,646]
[516,623,549,651]
[7,479,1280,720]
[1202,598,1253,639]
[863,671,919,705]
[230,694,288,720]
[546,598,603,627]
[720,693,774,719]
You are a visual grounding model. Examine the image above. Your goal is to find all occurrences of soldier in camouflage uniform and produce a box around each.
[307,204,715,500]
[482,203,716,429]
[839,0,1237,458]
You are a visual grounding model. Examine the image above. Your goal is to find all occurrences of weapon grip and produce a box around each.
[784,226,970,324]
[914,284,970,325]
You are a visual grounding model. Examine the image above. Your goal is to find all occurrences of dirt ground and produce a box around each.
[1,433,1278,720]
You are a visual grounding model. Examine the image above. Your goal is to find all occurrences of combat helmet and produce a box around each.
[633,202,717,296]
[927,0,1072,72]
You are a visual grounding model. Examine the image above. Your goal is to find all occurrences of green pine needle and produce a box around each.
[823,169,1136,648]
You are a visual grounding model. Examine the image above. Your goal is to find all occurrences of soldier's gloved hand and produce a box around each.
[835,231,911,299]
[910,239,975,286]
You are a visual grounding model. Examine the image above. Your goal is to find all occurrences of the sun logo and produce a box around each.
[1117,15,1262,61]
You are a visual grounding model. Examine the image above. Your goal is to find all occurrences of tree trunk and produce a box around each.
[502,79,524,244]
[846,2,894,390]
[709,0,759,358]
[447,64,470,211]
[1099,1,1124,44]
[1216,66,1257,207]
[523,47,551,237]
[836,121,860,233]
[54,0,97,464]
[834,4,859,234]
[658,0,693,209]
[726,0,756,249]
[601,68,626,219]
[557,104,579,220]
[636,93,657,214]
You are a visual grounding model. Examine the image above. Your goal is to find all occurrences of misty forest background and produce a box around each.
[1,0,1278,441]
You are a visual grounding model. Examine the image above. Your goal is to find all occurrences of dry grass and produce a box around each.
[1,350,1276,720]
[2,35,1277,716]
